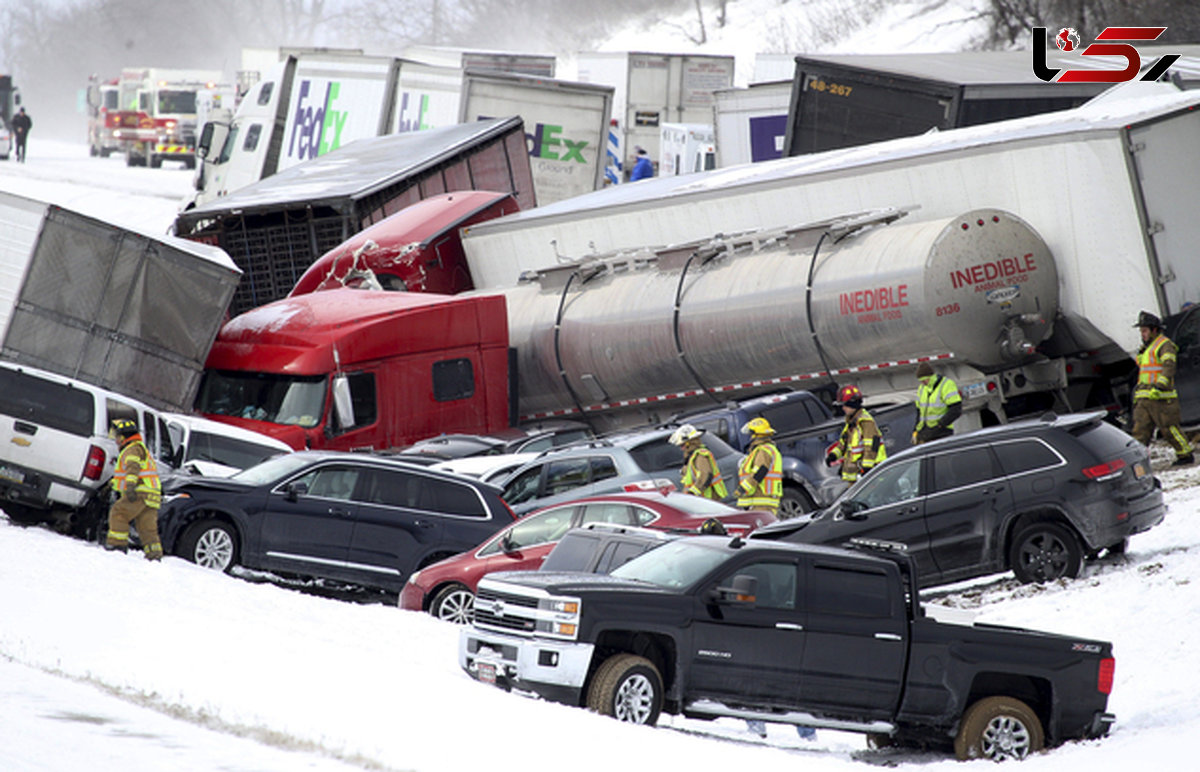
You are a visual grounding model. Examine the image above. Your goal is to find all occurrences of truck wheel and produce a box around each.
[150,156,162,169]
[778,486,815,519]
[178,518,238,572]
[1009,522,1082,584]
[954,696,1044,761]
[586,653,662,725]
[430,583,475,624]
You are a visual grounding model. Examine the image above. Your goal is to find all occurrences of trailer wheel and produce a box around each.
[150,155,162,169]
[586,653,662,725]
[954,696,1044,761]
[1009,521,1082,584]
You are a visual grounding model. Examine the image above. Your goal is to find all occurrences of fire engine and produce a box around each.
[85,76,121,157]
[112,67,234,168]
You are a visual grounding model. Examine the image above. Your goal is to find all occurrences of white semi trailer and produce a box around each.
[461,86,1200,428]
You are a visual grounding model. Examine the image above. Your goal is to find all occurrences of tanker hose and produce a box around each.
[672,250,722,406]
[805,232,838,389]
[553,270,596,431]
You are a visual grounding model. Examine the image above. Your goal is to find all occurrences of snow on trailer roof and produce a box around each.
[791,45,1200,86]
[467,87,1200,231]
[183,117,525,218]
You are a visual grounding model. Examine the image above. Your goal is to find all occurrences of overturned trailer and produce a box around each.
[176,116,535,315]
[461,87,1200,426]
[0,191,240,411]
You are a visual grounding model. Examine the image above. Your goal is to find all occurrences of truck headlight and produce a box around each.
[536,595,582,639]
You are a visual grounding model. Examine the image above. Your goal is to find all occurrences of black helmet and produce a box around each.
[109,418,138,439]
[699,518,728,536]
[1134,310,1163,329]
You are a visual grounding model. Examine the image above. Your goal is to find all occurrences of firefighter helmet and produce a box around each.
[740,417,774,436]
[668,424,704,446]
[699,518,728,536]
[109,418,138,440]
[1134,310,1163,330]
[836,384,864,409]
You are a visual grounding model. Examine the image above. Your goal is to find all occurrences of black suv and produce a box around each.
[752,411,1164,586]
[158,451,515,593]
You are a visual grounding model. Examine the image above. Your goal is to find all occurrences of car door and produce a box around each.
[797,556,907,718]
[922,445,1013,580]
[810,457,939,578]
[257,463,359,576]
[473,505,580,575]
[689,555,807,705]
[345,466,450,587]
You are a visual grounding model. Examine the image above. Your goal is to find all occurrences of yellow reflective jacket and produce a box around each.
[111,437,162,509]
[682,446,728,499]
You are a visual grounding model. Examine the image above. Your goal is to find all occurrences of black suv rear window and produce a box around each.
[0,368,94,436]
[1068,420,1139,459]
[992,439,1061,475]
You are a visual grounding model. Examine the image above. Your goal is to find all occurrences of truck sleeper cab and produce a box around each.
[460,537,1115,761]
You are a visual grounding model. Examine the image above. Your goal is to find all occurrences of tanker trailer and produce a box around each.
[485,207,1058,431]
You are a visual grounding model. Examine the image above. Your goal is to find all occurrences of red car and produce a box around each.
[399,492,777,623]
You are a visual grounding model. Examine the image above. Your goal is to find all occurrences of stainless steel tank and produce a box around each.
[490,209,1058,422]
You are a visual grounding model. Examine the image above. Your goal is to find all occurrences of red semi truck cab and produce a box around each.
[196,289,511,451]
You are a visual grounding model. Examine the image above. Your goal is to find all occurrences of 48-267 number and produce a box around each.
[807,79,854,97]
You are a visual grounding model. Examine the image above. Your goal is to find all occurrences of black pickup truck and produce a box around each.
[460,537,1115,761]
[676,388,917,517]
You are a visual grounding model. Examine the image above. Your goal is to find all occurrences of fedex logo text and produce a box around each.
[288,80,349,161]
[1033,26,1180,83]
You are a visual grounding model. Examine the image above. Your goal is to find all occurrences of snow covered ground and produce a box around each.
[2,140,1199,770]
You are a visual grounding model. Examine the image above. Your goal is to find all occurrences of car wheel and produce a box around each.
[954,696,1044,761]
[586,653,662,725]
[430,583,475,624]
[778,486,815,519]
[1009,521,1082,584]
[178,518,238,572]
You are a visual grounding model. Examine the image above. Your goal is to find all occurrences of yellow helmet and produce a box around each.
[741,417,774,436]
[668,424,704,446]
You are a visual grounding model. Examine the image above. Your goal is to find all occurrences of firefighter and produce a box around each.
[735,417,783,515]
[668,424,728,500]
[1131,310,1194,466]
[106,418,164,559]
[913,361,963,444]
[826,385,888,483]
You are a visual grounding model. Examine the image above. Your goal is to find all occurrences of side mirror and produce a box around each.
[708,574,758,605]
[839,500,868,521]
[332,375,355,432]
[500,532,518,554]
[284,481,308,501]
[197,121,229,162]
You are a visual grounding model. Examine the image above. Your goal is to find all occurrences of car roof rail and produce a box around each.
[533,438,617,458]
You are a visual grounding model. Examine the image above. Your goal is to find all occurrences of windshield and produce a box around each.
[186,431,287,470]
[609,539,728,590]
[231,453,313,485]
[197,370,326,428]
[217,124,240,164]
[157,89,197,114]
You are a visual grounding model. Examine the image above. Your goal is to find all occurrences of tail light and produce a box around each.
[82,445,107,481]
[1082,459,1125,481]
[1098,657,1115,694]
[623,479,676,495]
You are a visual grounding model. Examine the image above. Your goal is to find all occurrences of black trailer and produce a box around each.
[175,116,534,316]
[782,47,1200,156]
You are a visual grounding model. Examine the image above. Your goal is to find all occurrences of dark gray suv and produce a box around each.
[751,411,1164,586]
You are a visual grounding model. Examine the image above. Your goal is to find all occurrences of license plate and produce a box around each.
[961,381,989,399]
[0,465,25,484]
[1134,463,1146,479]
[477,661,497,684]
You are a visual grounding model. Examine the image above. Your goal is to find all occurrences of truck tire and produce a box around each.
[430,583,475,624]
[1009,521,1082,584]
[954,696,1044,761]
[178,518,238,572]
[586,653,662,725]
[778,486,815,519]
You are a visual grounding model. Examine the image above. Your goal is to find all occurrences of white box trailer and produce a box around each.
[658,122,714,176]
[461,70,613,204]
[0,191,240,412]
[574,52,735,179]
[713,80,791,166]
[402,45,557,78]
[460,88,1200,421]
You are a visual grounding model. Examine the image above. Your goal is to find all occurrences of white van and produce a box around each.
[158,412,292,478]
